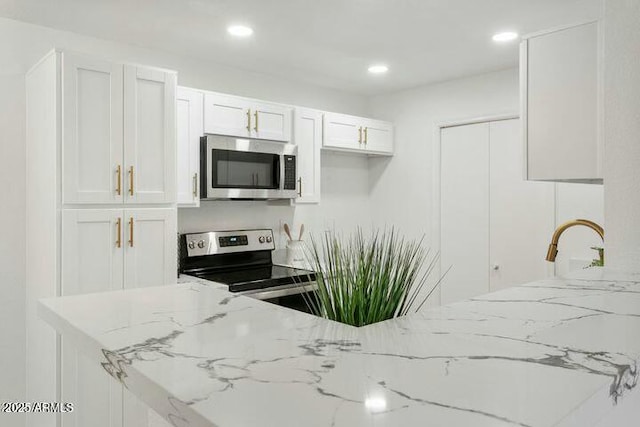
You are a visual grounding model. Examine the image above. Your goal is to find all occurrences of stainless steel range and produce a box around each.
[180,229,315,307]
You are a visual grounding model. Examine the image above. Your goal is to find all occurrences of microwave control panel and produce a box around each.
[283,155,297,190]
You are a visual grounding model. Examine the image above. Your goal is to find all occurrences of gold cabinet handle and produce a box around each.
[358,126,363,143]
[193,173,198,198]
[246,109,251,132]
[116,165,122,195]
[254,110,259,132]
[128,166,134,196]
[364,127,368,144]
[297,177,302,197]
[116,217,122,248]
[128,217,134,247]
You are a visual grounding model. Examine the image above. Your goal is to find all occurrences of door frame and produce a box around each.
[432,113,520,304]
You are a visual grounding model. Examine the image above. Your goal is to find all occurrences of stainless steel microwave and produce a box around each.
[200,135,298,200]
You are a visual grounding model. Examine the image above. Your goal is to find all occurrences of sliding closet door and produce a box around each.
[489,119,554,291]
[440,123,490,305]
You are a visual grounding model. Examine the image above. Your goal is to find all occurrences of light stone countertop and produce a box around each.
[39,268,640,427]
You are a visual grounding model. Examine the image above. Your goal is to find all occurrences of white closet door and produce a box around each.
[489,119,554,290]
[124,65,177,204]
[440,123,490,305]
[62,53,123,204]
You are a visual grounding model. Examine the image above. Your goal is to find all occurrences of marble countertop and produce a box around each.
[39,268,640,427]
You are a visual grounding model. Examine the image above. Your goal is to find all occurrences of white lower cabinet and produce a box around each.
[177,87,203,207]
[294,108,322,203]
[61,208,176,427]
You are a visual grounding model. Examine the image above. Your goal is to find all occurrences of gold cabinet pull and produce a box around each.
[364,127,368,144]
[358,126,363,143]
[297,177,302,197]
[128,166,134,196]
[193,173,198,198]
[246,109,251,131]
[116,217,122,248]
[116,165,122,195]
[128,217,134,247]
[254,110,259,132]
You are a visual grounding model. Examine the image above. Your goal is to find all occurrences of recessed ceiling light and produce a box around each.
[368,64,389,74]
[227,25,254,37]
[492,31,519,42]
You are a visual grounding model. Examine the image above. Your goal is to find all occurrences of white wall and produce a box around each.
[0,74,27,427]
[367,68,605,290]
[0,16,369,425]
[603,0,640,273]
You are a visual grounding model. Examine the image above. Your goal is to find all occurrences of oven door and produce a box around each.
[202,135,298,199]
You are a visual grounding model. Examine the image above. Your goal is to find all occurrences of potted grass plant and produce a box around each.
[300,228,444,327]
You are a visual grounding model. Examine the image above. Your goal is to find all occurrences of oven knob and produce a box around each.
[197,240,206,248]
[188,241,196,249]
[266,235,272,243]
[259,236,266,243]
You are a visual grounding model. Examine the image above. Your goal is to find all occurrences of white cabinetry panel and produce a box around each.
[523,21,601,183]
[323,112,361,151]
[203,93,252,138]
[177,87,203,207]
[124,208,177,289]
[294,108,322,203]
[362,119,393,154]
[124,66,176,204]
[61,209,124,427]
[62,53,123,204]
[323,112,393,155]
[253,103,292,142]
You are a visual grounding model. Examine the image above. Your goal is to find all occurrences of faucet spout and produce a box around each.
[546,219,604,262]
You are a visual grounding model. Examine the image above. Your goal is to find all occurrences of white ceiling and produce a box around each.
[0,0,602,95]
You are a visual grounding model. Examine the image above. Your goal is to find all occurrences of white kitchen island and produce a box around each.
[39,268,640,427]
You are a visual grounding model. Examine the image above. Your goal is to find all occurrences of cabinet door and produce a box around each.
[294,108,322,203]
[124,65,177,204]
[363,119,393,155]
[61,209,124,427]
[203,93,252,138]
[252,102,292,142]
[176,88,203,207]
[62,53,124,204]
[124,208,177,289]
[323,113,363,151]
[489,119,554,291]
[524,21,601,182]
[440,123,490,305]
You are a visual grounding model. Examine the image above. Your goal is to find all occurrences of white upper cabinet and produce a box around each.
[252,102,292,141]
[62,53,124,204]
[323,112,393,156]
[124,208,177,289]
[294,108,322,204]
[362,119,394,154]
[204,92,292,141]
[176,87,203,207]
[203,93,252,138]
[522,21,602,184]
[124,65,177,204]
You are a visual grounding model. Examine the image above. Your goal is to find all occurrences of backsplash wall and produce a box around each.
[178,151,373,250]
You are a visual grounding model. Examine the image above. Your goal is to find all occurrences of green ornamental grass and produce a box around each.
[300,229,445,327]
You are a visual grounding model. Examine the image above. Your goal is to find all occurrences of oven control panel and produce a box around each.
[183,229,275,257]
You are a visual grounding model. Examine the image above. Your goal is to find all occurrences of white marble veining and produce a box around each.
[39,268,640,427]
